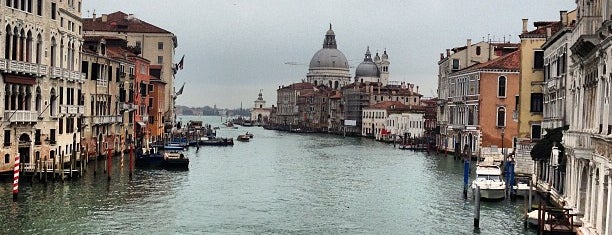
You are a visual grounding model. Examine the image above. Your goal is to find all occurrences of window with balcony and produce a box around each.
[498,76,506,97]
[4,130,11,146]
[497,107,506,127]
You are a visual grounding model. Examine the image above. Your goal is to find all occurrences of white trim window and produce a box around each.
[497,107,506,127]
[497,75,507,98]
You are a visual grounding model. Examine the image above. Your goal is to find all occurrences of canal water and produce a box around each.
[0,116,534,234]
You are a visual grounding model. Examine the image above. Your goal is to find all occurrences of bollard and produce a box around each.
[474,186,480,229]
[13,154,20,201]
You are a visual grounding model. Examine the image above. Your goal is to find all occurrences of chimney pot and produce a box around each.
[560,11,568,26]
[102,14,108,22]
[522,19,528,33]
[546,27,552,38]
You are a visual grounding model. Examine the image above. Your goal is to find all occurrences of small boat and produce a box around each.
[237,134,250,142]
[245,132,253,138]
[472,164,506,200]
[163,151,189,169]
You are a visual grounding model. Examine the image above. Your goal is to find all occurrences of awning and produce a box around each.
[137,121,146,127]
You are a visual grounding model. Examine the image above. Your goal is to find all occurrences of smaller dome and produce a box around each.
[382,50,389,60]
[374,52,381,62]
[355,46,380,77]
[355,62,380,77]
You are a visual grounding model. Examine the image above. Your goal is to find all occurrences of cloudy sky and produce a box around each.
[83,0,575,109]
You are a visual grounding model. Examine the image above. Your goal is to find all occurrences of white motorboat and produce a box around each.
[472,164,506,200]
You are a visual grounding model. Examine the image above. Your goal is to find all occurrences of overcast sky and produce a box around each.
[83,0,575,109]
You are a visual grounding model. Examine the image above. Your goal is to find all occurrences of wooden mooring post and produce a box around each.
[474,186,480,229]
[107,148,112,181]
[129,144,134,178]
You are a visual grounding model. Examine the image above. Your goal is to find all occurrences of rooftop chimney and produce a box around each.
[466,39,472,66]
[92,10,97,21]
[560,11,568,26]
[440,53,444,61]
[546,27,552,39]
[446,49,451,57]
[101,14,108,22]
[522,19,528,33]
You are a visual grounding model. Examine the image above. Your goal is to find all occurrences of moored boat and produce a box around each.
[163,151,189,170]
[472,164,506,200]
[135,147,164,167]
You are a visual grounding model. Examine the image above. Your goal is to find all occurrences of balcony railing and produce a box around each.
[0,58,48,77]
[92,115,122,124]
[50,66,87,83]
[60,105,85,115]
[4,110,38,122]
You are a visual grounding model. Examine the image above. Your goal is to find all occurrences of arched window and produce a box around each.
[35,87,41,112]
[498,76,506,97]
[5,25,11,59]
[497,107,506,127]
[50,37,56,67]
[334,81,339,89]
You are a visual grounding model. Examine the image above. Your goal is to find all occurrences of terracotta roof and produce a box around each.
[520,21,561,38]
[278,82,314,91]
[458,50,520,74]
[106,46,138,60]
[83,11,171,34]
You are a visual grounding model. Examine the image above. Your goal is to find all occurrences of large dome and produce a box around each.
[309,48,349,69]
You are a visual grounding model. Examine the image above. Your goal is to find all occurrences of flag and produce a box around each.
[176,55,185,70]
[176,82,185,96]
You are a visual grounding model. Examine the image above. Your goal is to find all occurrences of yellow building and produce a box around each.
[515,19,560,175]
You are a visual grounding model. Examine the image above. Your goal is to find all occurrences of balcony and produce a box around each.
[4,110,38,122]
[0,58,48,77]
[92,115,122,124]
[50,67,86,83]
[60,105,85,115]
[547,79,557,90]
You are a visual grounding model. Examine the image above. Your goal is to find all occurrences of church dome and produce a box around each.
[355,46,380,77]
[308,24,349,70]
[309,48,349,69]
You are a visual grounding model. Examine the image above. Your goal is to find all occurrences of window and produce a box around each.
[157,56,163,64]
[50,129,56,144]
[534,50,544,69]
[4,154,9,163]
[476,46,481,56]
[59,118,63,134]
[51,2,56,20]
[4,130,10,146]
[37,0,42,16]
[497,107,506,127]
[531,124,542,139]
[158,42,163,50]
[452,59,460,70]
[498,76,506,97]
[530,93,543,112]
[135,41,142,49]
[35,129,41,145]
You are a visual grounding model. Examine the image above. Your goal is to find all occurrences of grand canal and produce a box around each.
[1,116,534,234]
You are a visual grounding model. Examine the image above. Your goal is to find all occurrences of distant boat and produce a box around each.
[237,134,250,142]
[199,137,234,146]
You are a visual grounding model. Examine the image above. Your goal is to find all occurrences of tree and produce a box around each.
[530,125,569,171]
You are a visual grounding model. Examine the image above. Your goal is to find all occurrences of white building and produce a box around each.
[387,113,425,139]
[0,0,86,173]
[251,90,272,125]
[534,2,612,235]
[362,101,411,140]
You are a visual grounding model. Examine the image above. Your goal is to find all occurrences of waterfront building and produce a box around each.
[341,83,370,135]
[0,0,86,173]
[436,40,519,153]
[387,112,425,141]
[539,1,612,234]
[81,37,125,157]
[275,82,314,130]
[297,85,334,132]
[442,50,520,159]
[306,25,350,90]
[83,11,178,134]
[250,90,273,126]
[148,78,166,141]
[514,19,562,176]
[327,90,344,133]
[362,101,410,139]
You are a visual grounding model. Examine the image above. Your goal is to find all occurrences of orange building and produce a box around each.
[445,50,520,158]
[149,77,166,141]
